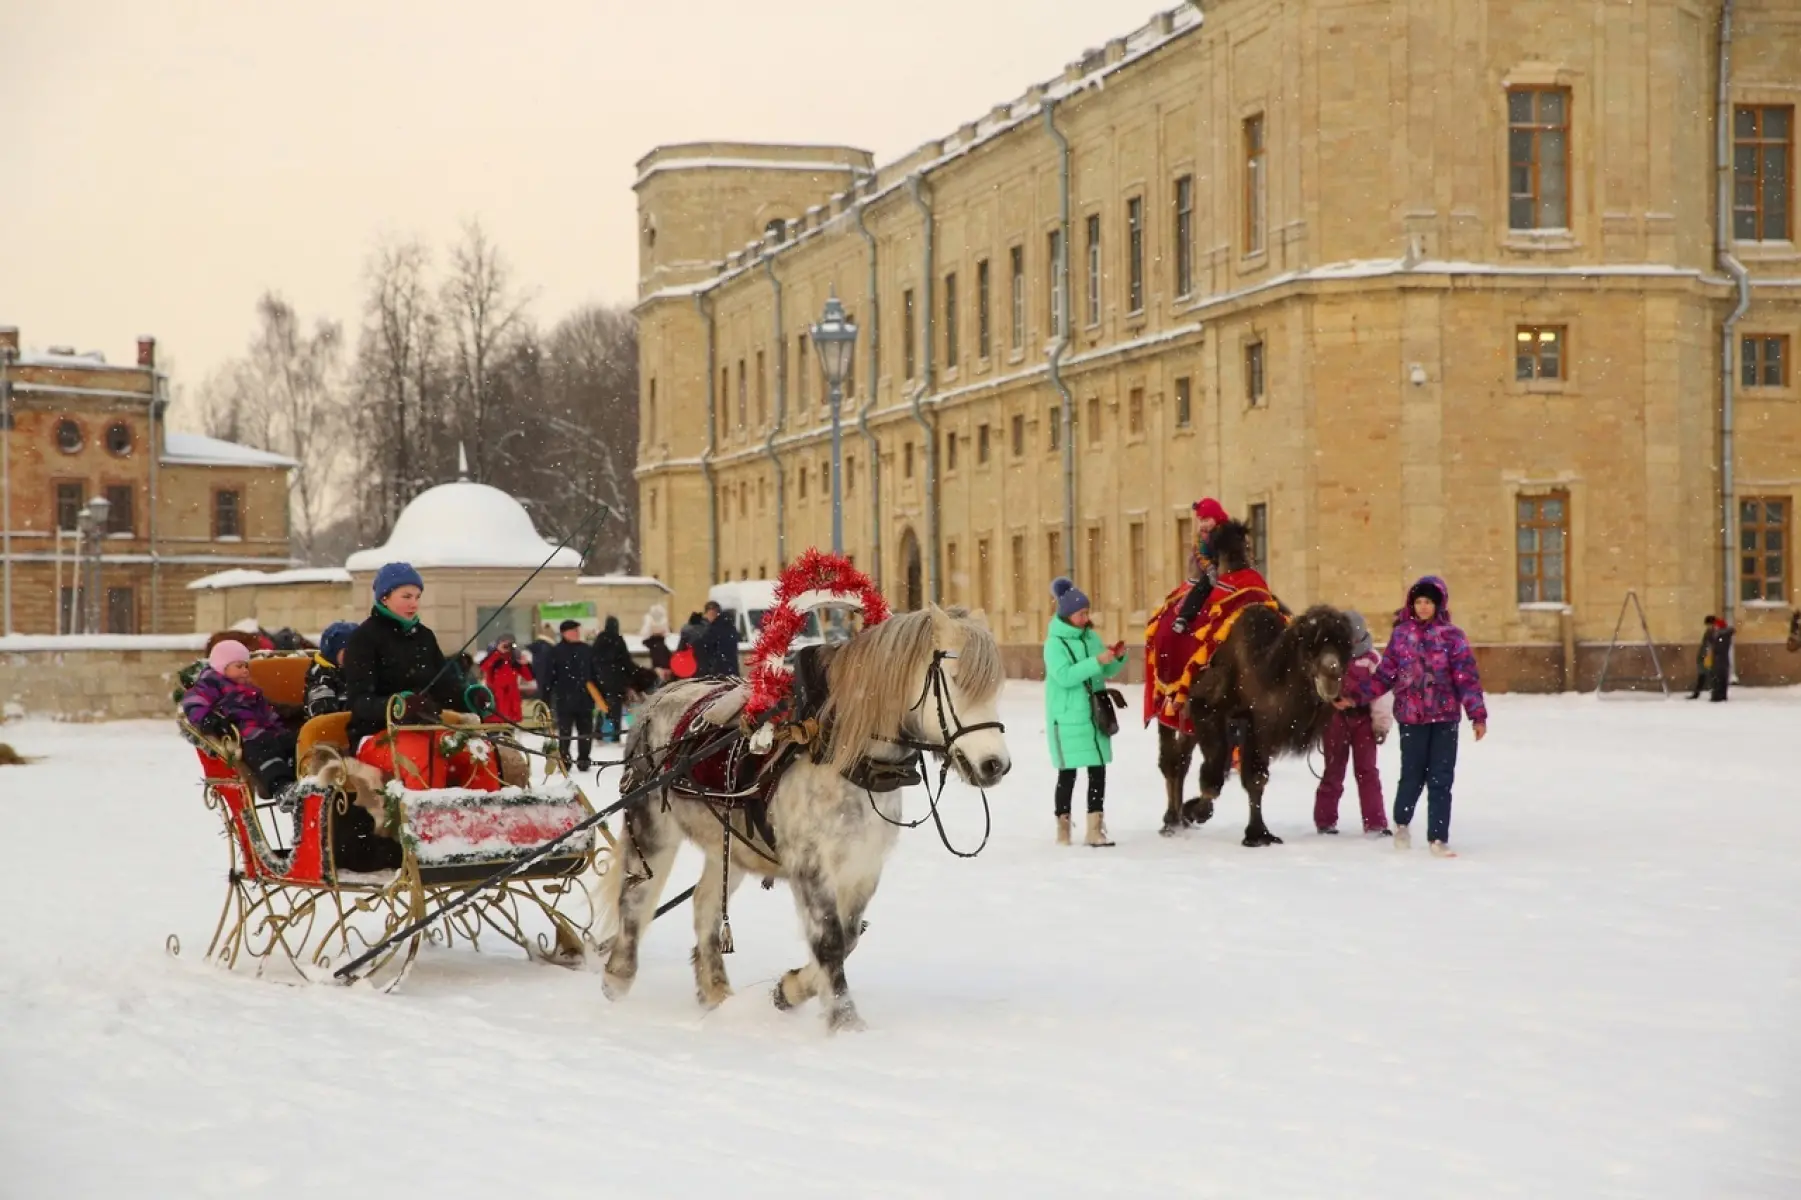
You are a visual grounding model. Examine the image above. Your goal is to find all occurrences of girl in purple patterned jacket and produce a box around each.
[1354,576,1487,857]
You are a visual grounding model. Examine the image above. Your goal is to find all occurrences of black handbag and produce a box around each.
[1064,640,1126,738]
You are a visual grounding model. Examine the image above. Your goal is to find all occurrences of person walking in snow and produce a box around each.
[1360,576,1487,857]
[1707,616,1735,703]
[639,605,674,684]
[182,639,299,801]
[541,619,601,770]
[1687,616,1720,700]
[591,616,637,742]
[1043,576,1128,847]
[1313,610,1394,836]
[526,624,558,698]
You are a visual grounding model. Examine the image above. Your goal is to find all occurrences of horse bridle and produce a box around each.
[863,649,1006,858]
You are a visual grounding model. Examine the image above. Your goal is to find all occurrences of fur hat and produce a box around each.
[1051,576,1091,620]
[372,561,424,602]
[1193,497,1229,525]
[319,620,358,663]
[639,604,671,639]
[1345,610,1374,658]
[208,639,250,672]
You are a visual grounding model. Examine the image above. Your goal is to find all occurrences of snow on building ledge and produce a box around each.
[0,633,208,653]
[186,567,352,591]
[161,432,298,469]
[577,574,672,592]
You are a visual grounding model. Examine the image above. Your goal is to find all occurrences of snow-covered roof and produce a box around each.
[186,567,352,591]
[0,633,207,653]
[577,574,671,591]
[18,350,113,368]
[344,481,584,572]
[161,432,298,469]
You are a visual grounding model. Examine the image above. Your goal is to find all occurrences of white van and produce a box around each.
[707,580,825,647]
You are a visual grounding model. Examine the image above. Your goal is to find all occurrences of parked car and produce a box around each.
[707,580,824,648]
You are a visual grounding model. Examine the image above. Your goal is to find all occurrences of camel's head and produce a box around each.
[1290,606,1356,704]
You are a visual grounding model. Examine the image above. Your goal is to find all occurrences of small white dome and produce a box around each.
[345,482,584,571]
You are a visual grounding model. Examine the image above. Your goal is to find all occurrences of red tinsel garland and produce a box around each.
[744,549,889,720]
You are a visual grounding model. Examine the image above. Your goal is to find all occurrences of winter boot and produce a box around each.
[1393,825,1412,850]
[1317,826,1339,836]
[1429,840,1458,858]
[1056,814,1072,846]
[1085,812,1115,848]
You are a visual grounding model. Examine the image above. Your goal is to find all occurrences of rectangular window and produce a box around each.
[946,540,961,607]
[1175,515,1194,577]
[1733,105,1792,242]
[737,358,747,429]
[1047,529,1064,585]
[1085,214,1102,327]
[1010,413,1025,457]
[1047,405,1062,451]
[55,482,83,532]
[1246,503,1268,574]
[977,537,992,613]
[1174,175,1195,297]
[903,289,917,380]
[1086,396,1101,446]
[977,423,991,465]
[1742,334,1789,388]
[1010,534,1027,610]
[1129,521,1147,612]
[1740,498,1789,604]
[1515,325,1566,381]
[844,311,856,399]
[1127,387,1144,437]
[739,481,748,518]
[649,488,659,527]
[105,587,135,635]
[1516,491,1569,604]
[721,367,730,423]
[213,489,242,539]
[1175,376,1193,428]
[820,460,829,494]
[1245,341,1266,405]
[59,587,76,633]
[1047,229,1064,339]
[904,440,915,479]
[976,259,992,359]
[797,334,809,412]
[1508,88,1570,231]
[755,349,766,428]
[1085,526,1104,615]
[1009,246,1026,352]
[1126,197,1145,314]
[1244,114,1267,253]
[944,433,958,473]
[647,377,658,444]
[944,272,959,368]
[798,468,808,500]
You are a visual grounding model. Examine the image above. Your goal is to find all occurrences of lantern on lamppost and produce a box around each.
[809,294,859,556]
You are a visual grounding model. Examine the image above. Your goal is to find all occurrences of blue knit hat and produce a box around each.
[372,561,424,602]
[1051,576,1090,620]
[319,620,358,662]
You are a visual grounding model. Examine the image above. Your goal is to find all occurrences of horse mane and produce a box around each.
[1209,520,1251,574]
[820,607,1002,773]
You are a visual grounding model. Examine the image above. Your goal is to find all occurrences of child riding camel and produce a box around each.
[1171,498,1230,635]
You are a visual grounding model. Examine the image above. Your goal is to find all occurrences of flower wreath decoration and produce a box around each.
[743,548,890,723]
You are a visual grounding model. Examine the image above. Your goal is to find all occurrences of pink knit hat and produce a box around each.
[209,639,251,672]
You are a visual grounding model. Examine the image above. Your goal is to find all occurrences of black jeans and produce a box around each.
[555,701,594,767]
[1394,721,1459,843]
[1055,766,1107,816]
[243,730,297,796]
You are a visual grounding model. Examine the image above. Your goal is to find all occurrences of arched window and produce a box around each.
[105,421,133,456]
[764,218,788,244]
[55,418,83,454]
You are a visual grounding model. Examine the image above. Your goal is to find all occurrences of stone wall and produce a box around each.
[0,634,206,721]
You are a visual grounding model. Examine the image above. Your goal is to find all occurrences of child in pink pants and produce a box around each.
[1314,611,1393,836]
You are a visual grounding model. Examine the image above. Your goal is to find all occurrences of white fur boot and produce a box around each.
[1085,812,1114,848]
[1056,814,1072,846]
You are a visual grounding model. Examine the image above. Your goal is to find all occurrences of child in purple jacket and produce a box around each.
[1358,576,1487,857]
[181,640,298,799]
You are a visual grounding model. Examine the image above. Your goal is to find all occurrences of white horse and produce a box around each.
[593,606,1011,1032]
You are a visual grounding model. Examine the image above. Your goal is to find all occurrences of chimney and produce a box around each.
[137,335,157,368]
[0,326,17,358]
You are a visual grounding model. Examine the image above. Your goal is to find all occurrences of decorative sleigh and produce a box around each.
[175,652,611,992]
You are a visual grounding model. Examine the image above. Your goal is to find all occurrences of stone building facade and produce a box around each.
[634,0,1801,684]
[0,328,296,635]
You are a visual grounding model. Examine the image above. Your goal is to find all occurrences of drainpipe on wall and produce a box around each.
[1045,100,1077,578]
[694,292,720,586]
[905,174,941,605]
[762,256,788,568]
[148,367,163,632]
[853,199,884,590]
[1715,0,1751,635]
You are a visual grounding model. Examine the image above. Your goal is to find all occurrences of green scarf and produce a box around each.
[376,602,419,630]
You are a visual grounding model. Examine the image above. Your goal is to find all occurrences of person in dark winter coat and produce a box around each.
[590,616,637,741]
[1359,576,1487,858]
[540,619,601,769]
[479,634,533,723]
[182,639,297,799]
[303,620,359,720]
[693,601,741,678]
[341,563,475,750]
[639,605,674,683]
[1687,616,1720,700]
[526,625,557,698]
[1707,618,1735,703]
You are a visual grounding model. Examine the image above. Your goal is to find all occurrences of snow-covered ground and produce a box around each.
[1,686,1797,1198]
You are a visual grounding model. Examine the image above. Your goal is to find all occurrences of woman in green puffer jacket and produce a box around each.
[1043,576,1127,847]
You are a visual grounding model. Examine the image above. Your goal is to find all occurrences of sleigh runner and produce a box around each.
[178,651,609,992]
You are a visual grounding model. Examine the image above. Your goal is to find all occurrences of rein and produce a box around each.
[864,649,1005,859]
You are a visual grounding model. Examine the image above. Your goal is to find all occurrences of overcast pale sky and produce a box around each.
[0,1,1158,411]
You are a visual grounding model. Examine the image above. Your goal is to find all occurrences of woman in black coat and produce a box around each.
[590,616,637,742]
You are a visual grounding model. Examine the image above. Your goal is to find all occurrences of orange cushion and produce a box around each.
[248,655,310,708]
[297,711,352,764]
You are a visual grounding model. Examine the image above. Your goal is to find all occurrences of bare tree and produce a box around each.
[441,220,530,482]
[530,304,639,571]
[353,238,442,540]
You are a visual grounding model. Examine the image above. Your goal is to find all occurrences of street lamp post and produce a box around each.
[810,295,859,556]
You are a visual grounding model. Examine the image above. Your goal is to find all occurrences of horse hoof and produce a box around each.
[828,1009,867,1034]
[772,979,795,1012]
[602,974,633,1002]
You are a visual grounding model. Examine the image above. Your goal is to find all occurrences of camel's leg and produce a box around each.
[1239,739,1282,847]
[602,800,681,1000]
[1180,726,1214,827]
[778,866,864,1033]
[689,831,747,1010]
[1157,725,1195,836]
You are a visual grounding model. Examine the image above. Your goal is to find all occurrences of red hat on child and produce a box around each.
[1193,498,1229,524]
